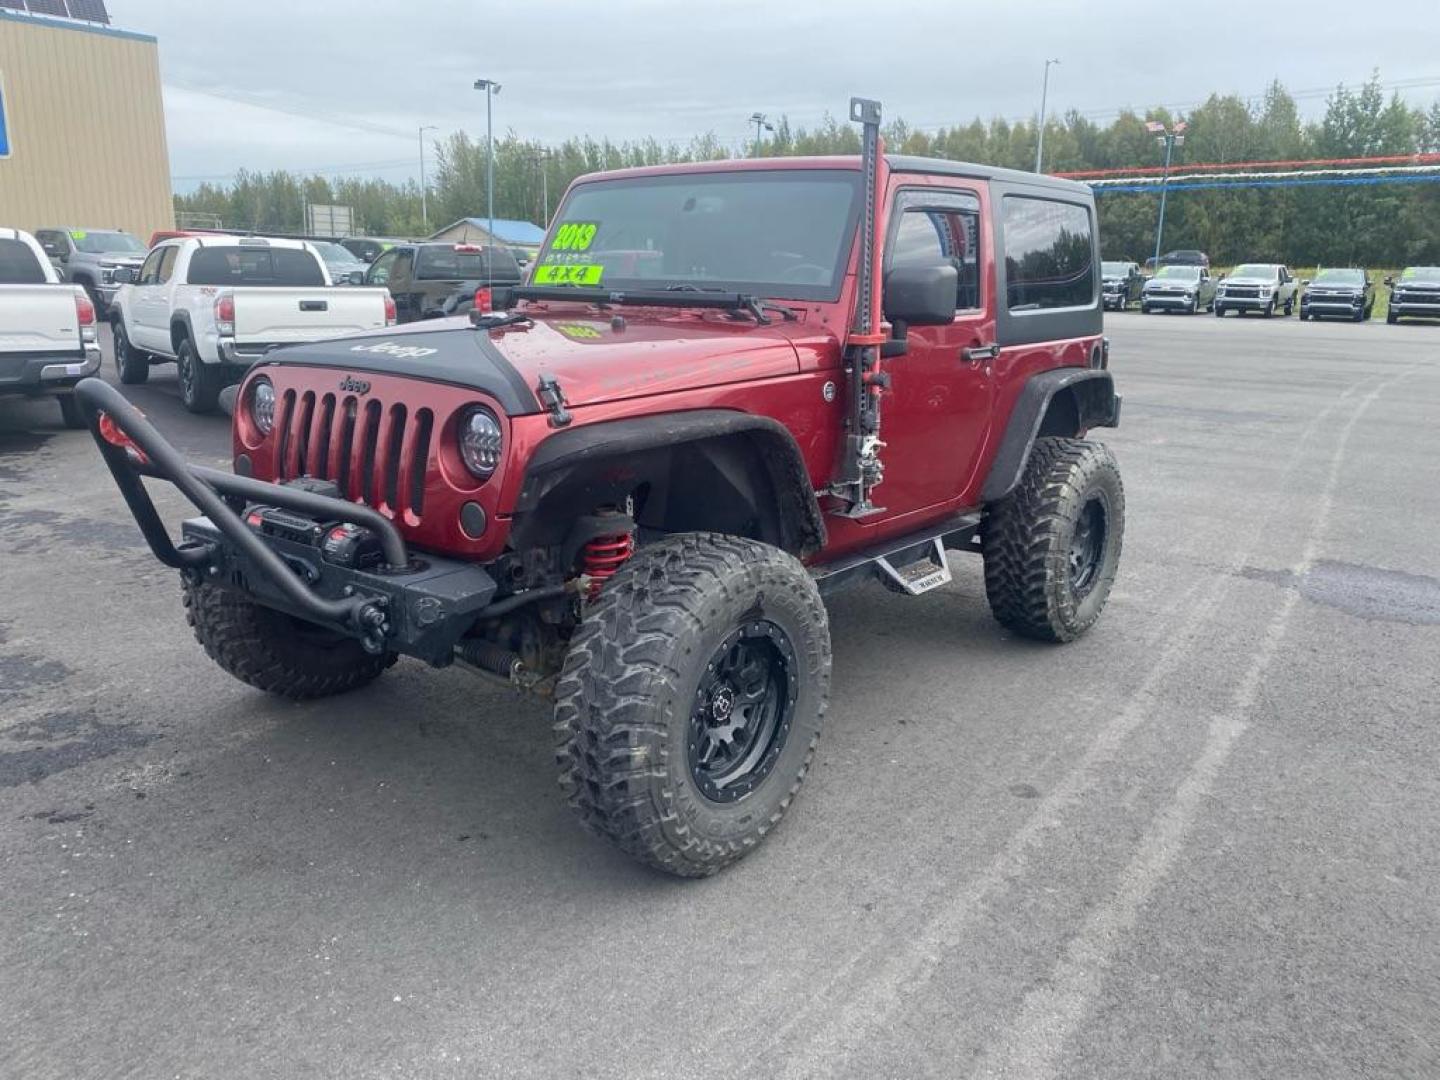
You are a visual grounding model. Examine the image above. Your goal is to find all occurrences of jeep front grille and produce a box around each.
[273,388,434,521]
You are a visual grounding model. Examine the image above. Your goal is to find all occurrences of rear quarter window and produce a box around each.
[416,247,521,282]
[187,247,327,287]
[0,239,48,284]
[1002,197,1095,311]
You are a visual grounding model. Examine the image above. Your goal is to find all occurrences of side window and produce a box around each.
[390,250,414,285]
[1002,196,1094,311]
[888,190,982,312]
[156,246,179,284]
[367,250,398,285]
[138,247,166,285]
[36,230,67,259]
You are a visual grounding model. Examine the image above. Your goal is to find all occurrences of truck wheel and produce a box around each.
[183,579,395,700]
[112,320,149,385]
[1263,300,1276,318]
[982,437,1125,643]
[1387,308,1398,325]
[1284,297,1294,316]
[176,336,222,413]
[58,395,85,430]
[554,533,831,877]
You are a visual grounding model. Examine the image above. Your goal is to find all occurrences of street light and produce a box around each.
[1145,119,1187,270]
[417,124,438,234]
[1035,58,1060,173]
[473,77,501,263]
[529,147,552,227]
[749,111,774,158]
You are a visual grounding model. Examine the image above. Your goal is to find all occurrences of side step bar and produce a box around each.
[810,512,981,597]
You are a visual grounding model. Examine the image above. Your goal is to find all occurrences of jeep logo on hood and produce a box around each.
[339,375,371,395]
[350,341,439,360]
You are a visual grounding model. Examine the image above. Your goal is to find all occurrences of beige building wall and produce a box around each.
[0,11,173,240]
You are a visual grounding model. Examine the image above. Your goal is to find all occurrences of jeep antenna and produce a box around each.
[828,97,890,518]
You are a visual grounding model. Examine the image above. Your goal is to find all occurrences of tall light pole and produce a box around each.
[417,124,437,234]
[473,77,501,265]
[749,112,774,158]
[1145,119,1187,269]
[530,148,551,227]
[1034,58,1061,173]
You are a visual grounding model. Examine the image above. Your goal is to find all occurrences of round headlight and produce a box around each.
[458,406,503,478]
[250,377,276,436]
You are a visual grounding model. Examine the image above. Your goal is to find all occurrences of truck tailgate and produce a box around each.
[231,287,390,345]
[0,286,82,355]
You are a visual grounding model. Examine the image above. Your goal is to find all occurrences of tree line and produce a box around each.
[174,73,1440,268]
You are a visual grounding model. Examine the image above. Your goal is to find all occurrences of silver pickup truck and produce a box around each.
[0,228,102,428]
[34,227,148,315]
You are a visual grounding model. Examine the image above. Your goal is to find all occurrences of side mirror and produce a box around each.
[1300,278,1310,286]
[113,266,137,285]
[1383,276,1394,287]
[347,270,365,285]
[883,263,957,326]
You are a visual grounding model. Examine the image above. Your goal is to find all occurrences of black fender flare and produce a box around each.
[513,410,826,557]
[981,368,1120,504]
[169,310,198,357]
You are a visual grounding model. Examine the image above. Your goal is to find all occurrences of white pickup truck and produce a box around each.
[0,227,101,429]
[110,235,396,413]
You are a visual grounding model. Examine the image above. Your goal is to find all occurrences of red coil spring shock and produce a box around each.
[581,533,634,598]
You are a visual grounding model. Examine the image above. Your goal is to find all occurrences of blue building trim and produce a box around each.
[0,7,157,44]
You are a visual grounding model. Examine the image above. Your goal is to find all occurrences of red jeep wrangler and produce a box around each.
[79,99,1123,877]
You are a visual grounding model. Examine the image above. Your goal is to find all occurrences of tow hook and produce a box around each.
[355,599,389,654]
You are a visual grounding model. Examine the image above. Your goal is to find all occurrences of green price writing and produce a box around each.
[551,222,599,252]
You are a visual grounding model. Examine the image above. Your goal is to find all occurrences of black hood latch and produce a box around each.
[536,373,572,428]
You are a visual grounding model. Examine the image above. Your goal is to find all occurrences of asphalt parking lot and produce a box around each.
[2,315,1438,1079]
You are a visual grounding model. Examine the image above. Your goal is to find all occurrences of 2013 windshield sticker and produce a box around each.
[550,222,599,252]
[534,263,604,285]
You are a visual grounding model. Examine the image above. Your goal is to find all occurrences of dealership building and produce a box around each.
[0,2,173,240]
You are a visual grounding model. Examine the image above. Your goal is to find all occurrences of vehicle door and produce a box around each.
[1199,269,1216,306]
[365,249,411,320]
[386,249,420,322]
[1127,263,1143,301]
[131,244,179,352]
[875,184,996,516]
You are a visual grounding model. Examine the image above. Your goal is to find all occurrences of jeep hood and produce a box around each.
[263,311,807,416]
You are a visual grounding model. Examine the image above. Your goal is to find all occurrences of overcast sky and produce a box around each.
[111,0,1440,191]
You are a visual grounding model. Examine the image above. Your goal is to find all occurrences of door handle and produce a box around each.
[961,344,999,363]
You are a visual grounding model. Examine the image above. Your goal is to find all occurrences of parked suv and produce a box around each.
[1300,268,1373,322]
[34,227,147,315]
[1214,263,1297,317]
[365,242,524,322]
[1385,267,1440,324]
[1101,260,1144,311]
[1141,265,1215,314]
[76,98,1123,877]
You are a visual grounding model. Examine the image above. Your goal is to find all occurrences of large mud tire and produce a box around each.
[555,534,831,877]
[982,437,1125,643]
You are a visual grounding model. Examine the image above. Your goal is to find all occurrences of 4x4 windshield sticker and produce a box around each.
[70,230,87,241]
[534,263,604,285]
[1401,267,1417,280]
[550,222,599,252]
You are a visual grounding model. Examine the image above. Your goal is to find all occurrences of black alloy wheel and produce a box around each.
[1068,497,1108,599]
[688,621,797,804]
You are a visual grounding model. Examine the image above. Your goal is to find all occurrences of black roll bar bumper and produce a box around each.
[75,377,409,639]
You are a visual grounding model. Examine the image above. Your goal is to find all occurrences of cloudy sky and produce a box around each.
[112,0,1440,191]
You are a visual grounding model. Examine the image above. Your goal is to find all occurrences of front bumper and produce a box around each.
[0,345,102,395]
[1214,293,1276,311]
[73,378,502,665]
[1142,292,1198,309]
[1391,298,1440,317]
[1302,294,1365,315]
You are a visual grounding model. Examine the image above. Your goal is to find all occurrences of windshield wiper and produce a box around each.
[508,284,795,324]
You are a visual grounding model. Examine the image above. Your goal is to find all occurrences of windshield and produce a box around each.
[70,230,144,254]
[187,246,326,287]
[1101,261,1130,276]
[533,169,862,300]
[0,238,49,283]
[1154,266,1201,282]
[416,246,522,283]
[1231,264,1277,279]
[1314,269,1365,285]
[1400,266,1440,282]
[311,241,364,268]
